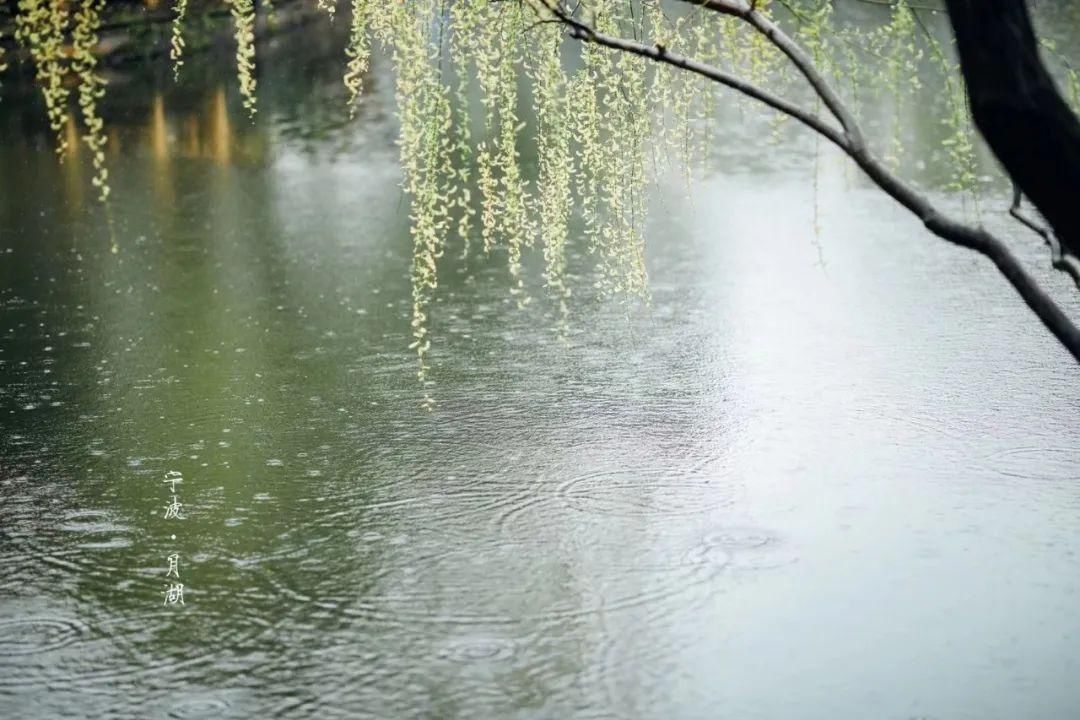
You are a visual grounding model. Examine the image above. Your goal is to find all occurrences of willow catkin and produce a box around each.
[230,0,257,117]
[71,0,109,201]
[344,0,372,115]
[170,0,189,80]
[866,0,923,167]
[380,0,453,387]
[15,0,71,156]
[527,23,573,317]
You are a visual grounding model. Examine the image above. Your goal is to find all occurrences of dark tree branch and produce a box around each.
[1011,183,1052,241]
[531,0,849,149]
[685,0,866,152]
[1009,185,1080,290]
[945,0,1080,261]
[529,0,1080,363]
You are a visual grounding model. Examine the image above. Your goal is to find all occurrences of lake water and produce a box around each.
[1,7,1079,719]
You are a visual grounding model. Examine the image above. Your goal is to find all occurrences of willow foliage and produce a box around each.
[528,23,573,319]
[71,0,108,201]
[229,0,258,117]
[316,0,337,22]
[170,0,190,80]
[2,0,1059,392]
[14,0,73,156]
[344,0,372,115]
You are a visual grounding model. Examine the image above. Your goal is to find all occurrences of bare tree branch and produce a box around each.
[1010,185,1080,290]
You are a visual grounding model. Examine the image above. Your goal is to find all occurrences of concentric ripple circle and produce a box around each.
[686,526,796,571]
[558,467,737,518]
[168,697,234,719]
[0,616,88,657]
[438,636,518,663]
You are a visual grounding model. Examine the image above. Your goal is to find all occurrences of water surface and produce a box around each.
[1,9,1079,720]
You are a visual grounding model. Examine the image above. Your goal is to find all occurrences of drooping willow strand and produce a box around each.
[344,0,372,115]
[71,0,108,202]
[15,0,72,156]
[230,0,257,117]
[11,0,109,201]
[170,0,190,80]
[3,0,1063,385]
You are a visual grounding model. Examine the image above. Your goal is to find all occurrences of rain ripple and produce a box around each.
[496,464,739,536]
[167,697,234,719]
[977,446,1078,482]
[0,616,89,657]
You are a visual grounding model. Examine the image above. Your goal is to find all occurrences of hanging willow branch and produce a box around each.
[532,0,1080,363]
[3,0,1079,380]
[170,0,189,80]
[71,0,108,201]
[229,0,257,117]
[15,0,72,156]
